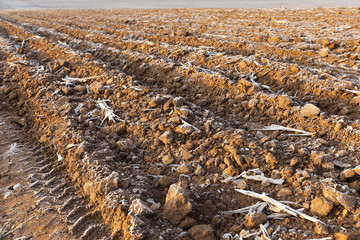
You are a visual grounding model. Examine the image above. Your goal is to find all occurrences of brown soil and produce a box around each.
[0,7,360,240]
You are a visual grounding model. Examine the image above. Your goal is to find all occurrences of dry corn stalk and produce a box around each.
[223,168,284,185]
[62,74,104,83]
[240,169,284,185]
[255,124,314,136]
[97,100,123,124]
[221,202,266,215]
[235,189,325,225]
[343,89,360,95]
[260,223,271,240]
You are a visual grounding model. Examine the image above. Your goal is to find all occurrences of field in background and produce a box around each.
[0,8,360,240]
[0,0,359,9]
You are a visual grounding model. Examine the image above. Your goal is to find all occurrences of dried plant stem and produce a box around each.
[235,189,325,225]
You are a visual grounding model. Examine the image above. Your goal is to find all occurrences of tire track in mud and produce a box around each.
[0,34,114,239]
[0,17,182,239]
[0,105,111,240]
[0,9,360,240]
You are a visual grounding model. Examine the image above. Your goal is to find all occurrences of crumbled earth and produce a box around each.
[0,7,360,240]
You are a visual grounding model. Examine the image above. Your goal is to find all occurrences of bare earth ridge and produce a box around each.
[0,7,360,240]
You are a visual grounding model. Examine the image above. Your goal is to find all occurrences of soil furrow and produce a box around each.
[0,8,360,240]
[1,13,360,152]
[3,10,360,122]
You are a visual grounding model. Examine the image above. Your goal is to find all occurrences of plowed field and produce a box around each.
[1,8,360,240]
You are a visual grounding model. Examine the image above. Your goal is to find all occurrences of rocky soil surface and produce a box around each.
[0,8,360,240]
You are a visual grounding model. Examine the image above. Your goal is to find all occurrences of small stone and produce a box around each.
[322,186,338,203]
[322,161,335,170]
[176,124,194,134]
[261,180,270,187]
[180,149,193,161]
[236,179,247,189]
[61,86,73,95]
[179,217,197,230]
[277,188,292,198]
[353,165,360,175]
[150,203,161,212]
[248,99,259,108]
[334,232,351,240]
[244,212,267,228]
[164,182,193,225]
[319,48,330,57]
[194,166,206,176]
[129,199,153,216]
[290,64,300,73]
[89,81,105,94]
[301,103,320,117]
[157,176,176,188]
[310,197,333,216]
[223,166,239,177]
[159,131,173,145]
[260,136,271,144]
[337,193,356,213]
[290,157,301,167]
[265,152,278,165]
[334,122,344,131]
[74,85,86,93]
[229,224,242,233]
[162,155,174,165]
[177,164,193,175]
[188,224,216,240]
[238,61,248,68]
[340,169,356,179]
[303,201,310,209]
[149,96,165,107]
[350,96,360,106]
[311,152,330,165]
[117,139,136,153]
[211,215,222,227]
[9,91,18,99]
[277,95,292,109]
[173,97,185,107]
[255,131,266,140]
[314,222,329,235]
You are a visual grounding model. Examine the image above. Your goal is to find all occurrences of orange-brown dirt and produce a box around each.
[0,8,360,240]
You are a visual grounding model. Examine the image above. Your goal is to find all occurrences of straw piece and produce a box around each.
[235,189,325,225]
[223,168,284,185]
[97,100,123,124]
[62,74,104,83]
[343,89,360,95]
[241,173,284,185]
[254,124,314,136]
[179,117,201,132]
[221,202,266,215]
[260,223,271,240]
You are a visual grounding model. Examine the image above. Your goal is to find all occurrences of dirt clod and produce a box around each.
[164,182,193,224]
[244,212,267,228]
[188,224,216,240]
[301,103,321,117]
[310,197,333,216]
